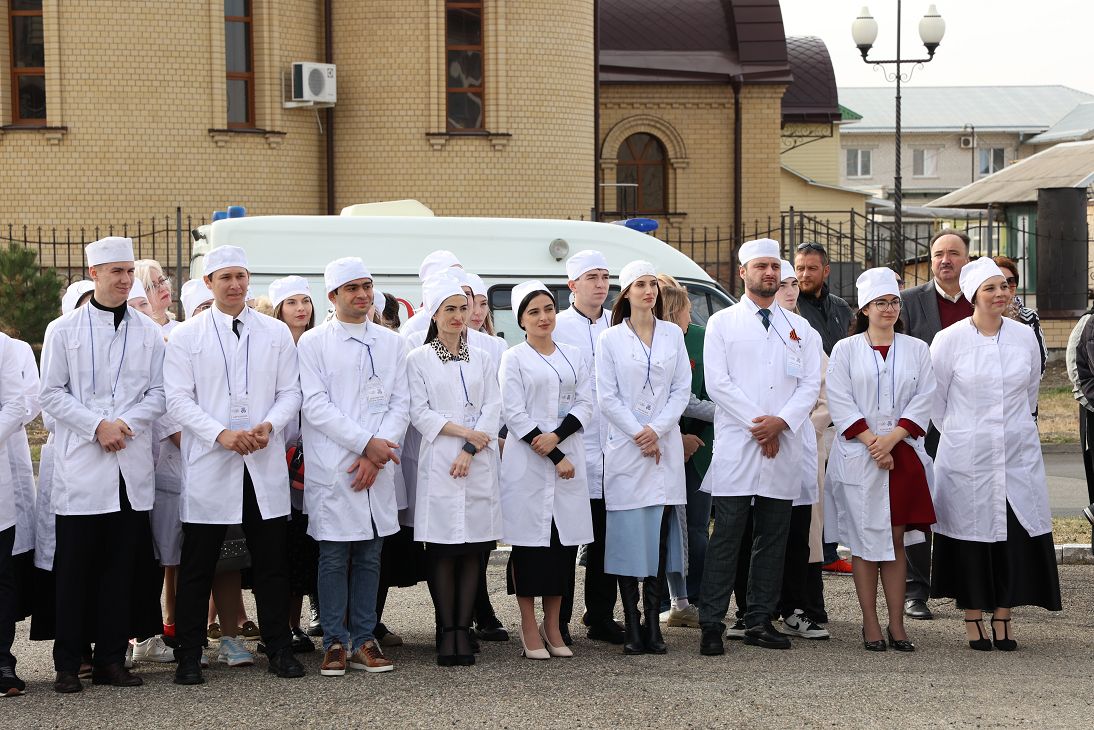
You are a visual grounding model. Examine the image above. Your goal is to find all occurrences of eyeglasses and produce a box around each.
[872,299,902,311]
[796,242,827,254]
[1005,277,1018,287]
[151,276,170,291]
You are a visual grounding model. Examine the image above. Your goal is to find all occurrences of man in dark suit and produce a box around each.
[899,228,971,620]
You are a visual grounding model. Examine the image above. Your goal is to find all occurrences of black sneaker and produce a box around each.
[267,647,306,678]
[699,626,725,656]
[173,656,205,686]
[290,627,315,653]
[744,622,792,650]
[0,664,26,697]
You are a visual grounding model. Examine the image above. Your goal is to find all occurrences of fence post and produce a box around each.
[786,207,796,252]
[176,207,184,319]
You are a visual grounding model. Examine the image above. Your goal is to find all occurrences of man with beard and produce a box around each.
[795,243,853,357]
[897,228,972,620]
[697,239,820,656]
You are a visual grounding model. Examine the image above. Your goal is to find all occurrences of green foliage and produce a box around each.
[0,243,65,346]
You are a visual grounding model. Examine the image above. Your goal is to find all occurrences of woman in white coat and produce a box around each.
[929,257,1061,652]
[406,273,503,666]
[825,268,936,652]
[500,281,594,660]
[596,260,691,655]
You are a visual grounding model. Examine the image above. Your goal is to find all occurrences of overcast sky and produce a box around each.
[779,0,1094,94]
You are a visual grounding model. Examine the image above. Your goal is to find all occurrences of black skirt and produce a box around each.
[29,567,57,641]
[931,503,1062,612]
[379,524,426,588]
[506,522,577,598]
[286,507,319,597]
[424,540,496,558]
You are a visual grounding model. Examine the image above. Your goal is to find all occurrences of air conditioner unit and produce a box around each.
[959,136,974,149]
[290,62,336,104]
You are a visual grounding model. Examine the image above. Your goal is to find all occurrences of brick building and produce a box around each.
[1,0,791,239]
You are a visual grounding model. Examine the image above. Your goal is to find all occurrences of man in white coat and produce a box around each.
[39,236,167,692]
[553,249,624,645]
[697,238,821,656]
[164,245,305,685]
[297,257,408,676]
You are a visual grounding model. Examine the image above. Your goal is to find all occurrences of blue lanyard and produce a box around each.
[212,313,249,396]
[532,342,577,384]
[864,333,896,413]
[350,337,378,378]
[87,307,129,398]
[458,365,473,406]
[625,318,656,393]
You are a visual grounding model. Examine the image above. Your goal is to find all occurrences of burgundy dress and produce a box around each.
[842,345,936,532]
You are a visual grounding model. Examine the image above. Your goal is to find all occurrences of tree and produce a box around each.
[0,244,65,346]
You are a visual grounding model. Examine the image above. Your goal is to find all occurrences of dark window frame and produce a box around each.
[224,0,255,129]
[444,0,485,132]
[616,133,668,215]
[8,0,46,126]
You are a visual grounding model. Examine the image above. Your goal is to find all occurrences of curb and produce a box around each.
[1042,443,1081,454]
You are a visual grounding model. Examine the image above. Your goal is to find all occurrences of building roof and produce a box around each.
[782,165,872,197]
[781,37,840,123]
[838,86,1094,134]
[927,141,1094,208]
[1027,102,1094,145]
[599,0,791,84]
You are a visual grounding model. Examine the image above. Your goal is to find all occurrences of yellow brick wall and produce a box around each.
[781,124,842,185]
[0,1,325,228]
[331,0,595,219]
[738,84,787,232]
[1043,317,1079,350]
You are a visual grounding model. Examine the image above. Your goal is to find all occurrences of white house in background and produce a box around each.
[838,85,1094,206]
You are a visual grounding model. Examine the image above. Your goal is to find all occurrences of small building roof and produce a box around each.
[782,37,840,124]
[1027,102,1094,145]
[838,86,1094,134]
[927,141,1094,208]
[599,0,791,84]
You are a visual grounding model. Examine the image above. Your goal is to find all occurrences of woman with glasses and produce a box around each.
[136,260,178,334]
[929,258,1060,651]
[991,256,1046,376]
[825,268,936,652]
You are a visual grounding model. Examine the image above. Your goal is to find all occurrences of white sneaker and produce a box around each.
[781,610,830,640]
[124,641,135,669]
[724,618,747,640]
[217,636,255,667]
[659,605,701,628]
[132,636,176,663]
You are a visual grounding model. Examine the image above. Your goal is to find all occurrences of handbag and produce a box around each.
[215,525,252,574]
[286,435,305,491]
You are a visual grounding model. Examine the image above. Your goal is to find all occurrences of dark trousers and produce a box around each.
[700,495,792,629]
[1080,406,1094,551]
[905,424,940,600]
[175,471,291,662]
[53,480,143,672]
[0,527,16,669]
[581,497,619,623]
[778,504,823,619]
[732,508,754,619]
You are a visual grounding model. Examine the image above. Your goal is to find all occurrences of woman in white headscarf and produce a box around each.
[929,257,1060,652]
[825,267,936,652]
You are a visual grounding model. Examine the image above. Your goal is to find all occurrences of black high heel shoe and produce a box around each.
[862,627,886,652]
[965,619,992,651]
[886,627,915,652]
[990,617,1017,652]
[454,626,476,666]
[436,626,459,666]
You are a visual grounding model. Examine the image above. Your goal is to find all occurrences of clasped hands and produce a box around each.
[750,415,787,459]
[216,422,275,456]
[449,427,492,480]
[635,425,661,464]
[348,436,402,491]
[855,429,902,471]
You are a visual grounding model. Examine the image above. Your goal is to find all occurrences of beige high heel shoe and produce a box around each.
[519,626,550,660]
[539,623,573,658]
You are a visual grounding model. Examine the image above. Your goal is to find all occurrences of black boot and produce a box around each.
[618,577,645,655]
[642,576,667,654]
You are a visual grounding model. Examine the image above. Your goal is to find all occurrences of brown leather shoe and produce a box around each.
[91,662,144,687]
[348,640,393,673]
[320,644,347,676]
[53,671,83,693]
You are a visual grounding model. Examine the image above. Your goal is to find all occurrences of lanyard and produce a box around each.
[864,332,896,413]
[212,313,250,396]
[350,337,378,378]
[87,307,129,398]
[973,320,1003,344]
[458,365,473,406]
[769,306,803,353]
[532,342,577,384]
[625,318,656,393]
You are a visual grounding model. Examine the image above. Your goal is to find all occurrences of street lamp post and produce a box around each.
[852,3,945,271]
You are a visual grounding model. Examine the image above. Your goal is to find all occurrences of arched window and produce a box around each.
[616,133,667,215]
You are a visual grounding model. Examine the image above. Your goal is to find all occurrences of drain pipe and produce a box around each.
[324,0,335,215]
[592,0,601,221]
[731,74,744,296]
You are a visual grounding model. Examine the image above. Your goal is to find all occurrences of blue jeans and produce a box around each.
[317,537,385,652]
[665,461,712,607]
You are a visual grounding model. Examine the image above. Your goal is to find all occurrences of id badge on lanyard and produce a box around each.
[785,351,803,378]
[364,376,387,415]
[462,403,479,429]
[230,394,251,431]
[634,388,655,424]
[558,384,576,418]
[88,394,113,422]
[876,416,896,435]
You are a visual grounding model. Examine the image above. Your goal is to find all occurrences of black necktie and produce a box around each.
[758,308,771,330]
[232,319,242,339]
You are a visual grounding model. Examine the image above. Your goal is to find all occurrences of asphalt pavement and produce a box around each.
[1044,450,1092,518]
[4,563,1092,728]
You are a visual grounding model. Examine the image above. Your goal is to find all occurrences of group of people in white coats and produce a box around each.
[0,232,1065,697]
